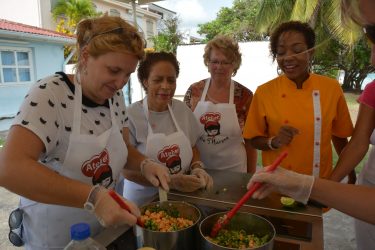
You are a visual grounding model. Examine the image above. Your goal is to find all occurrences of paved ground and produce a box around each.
[0,130,357,249]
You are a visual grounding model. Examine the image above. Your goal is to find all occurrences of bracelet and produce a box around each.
[189,161,204,173]
[140,158,157,176]
[267,136,278,150]
[84,184,102,212]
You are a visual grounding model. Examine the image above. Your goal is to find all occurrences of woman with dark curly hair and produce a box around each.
[123,52,213,206]
[244,21,354,181]
[184,35,257,174]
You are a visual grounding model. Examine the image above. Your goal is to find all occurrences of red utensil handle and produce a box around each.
[108,190,144,227]
[109,190,131,211]
[226,151,288,220]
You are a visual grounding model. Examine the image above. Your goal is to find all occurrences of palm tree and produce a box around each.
[255,0,361,45]
[254,0,373,91]
[52,0,98,34]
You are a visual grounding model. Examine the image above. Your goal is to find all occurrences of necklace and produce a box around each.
[206,93,222,104]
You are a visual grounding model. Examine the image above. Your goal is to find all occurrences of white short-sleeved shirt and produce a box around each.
[127,98,201,153]
[13,72,128,170]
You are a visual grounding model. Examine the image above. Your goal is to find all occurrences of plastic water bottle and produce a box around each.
[64,223,106,250]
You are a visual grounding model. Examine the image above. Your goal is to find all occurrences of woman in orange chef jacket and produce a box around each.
[184,35,257,173]
[243,21,355,181]
[247,1,375,248]
[0,15,170,249]
[123,52,213,206]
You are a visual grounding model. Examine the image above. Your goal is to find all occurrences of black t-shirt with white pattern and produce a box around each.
[13,72,128,169]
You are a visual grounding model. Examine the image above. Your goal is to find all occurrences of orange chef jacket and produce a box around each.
[243,74,353,178]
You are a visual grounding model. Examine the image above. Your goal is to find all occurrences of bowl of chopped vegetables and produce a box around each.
[134,201,201,250]
[199,212,275,250]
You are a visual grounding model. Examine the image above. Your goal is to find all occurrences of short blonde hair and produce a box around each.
[203,35,242,76]
[76,15,144,72]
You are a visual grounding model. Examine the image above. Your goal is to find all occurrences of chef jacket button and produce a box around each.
[315,141,320,146]
[315,164,319,168]
[314,92,318,96]
[284,120,289,124]
[316,117,320,121]
[282,94,286,98]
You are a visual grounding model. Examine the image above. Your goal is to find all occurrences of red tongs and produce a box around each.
[210,151,288,237]
[108,189,144,227]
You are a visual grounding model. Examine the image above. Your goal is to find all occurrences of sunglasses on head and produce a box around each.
[86,27,147,47]
[364,25,375,44]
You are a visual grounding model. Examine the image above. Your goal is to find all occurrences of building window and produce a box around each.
[109,9,120,17]
[0,48,33,84]
[146,20,154,37]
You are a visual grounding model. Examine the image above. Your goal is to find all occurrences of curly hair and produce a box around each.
[269,21,316,61]
[75,14,145,73]
[137,51,180,92]
[203,35,242,76]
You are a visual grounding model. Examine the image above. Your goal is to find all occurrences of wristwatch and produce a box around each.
[84,185,101,212]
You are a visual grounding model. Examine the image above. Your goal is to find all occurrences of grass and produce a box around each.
[256,92,369,174]
[0,138,4,148]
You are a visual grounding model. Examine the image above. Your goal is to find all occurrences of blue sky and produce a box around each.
[155,0,233,37]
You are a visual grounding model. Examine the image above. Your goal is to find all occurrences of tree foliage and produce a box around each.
[198,0,264,42]
[152,16,183,55]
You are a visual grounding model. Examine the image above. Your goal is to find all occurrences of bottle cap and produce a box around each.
[70,223,90,240]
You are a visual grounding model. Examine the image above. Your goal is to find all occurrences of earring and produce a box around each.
[277,66,282,75]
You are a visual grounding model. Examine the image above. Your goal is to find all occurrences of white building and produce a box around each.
[0,0,162,48]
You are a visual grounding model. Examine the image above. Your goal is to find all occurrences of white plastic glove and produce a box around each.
[191,168,214,190]
[170,174,203,192]
[140,159,170,191]
[247,167,314,204]
[93,188,140,228]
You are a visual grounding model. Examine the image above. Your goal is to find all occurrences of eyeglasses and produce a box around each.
[8,208,24,247]
[364,25,375,44]
[209,60,233,67]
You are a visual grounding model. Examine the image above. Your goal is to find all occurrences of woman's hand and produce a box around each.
[272,125,299,148]
[170,174,203,192]
[94,188,140,228]
[247,167,314,204]
[191,168,214,190]
[140,159,170,191]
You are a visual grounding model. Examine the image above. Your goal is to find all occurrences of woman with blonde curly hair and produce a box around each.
[184,35,257,173]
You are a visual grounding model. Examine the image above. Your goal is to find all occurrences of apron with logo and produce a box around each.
[193,79,246,172]
[355,129,375,250]
[124,97,193,206]
[20,82,127,249]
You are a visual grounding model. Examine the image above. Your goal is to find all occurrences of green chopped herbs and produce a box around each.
[206,229,270,249]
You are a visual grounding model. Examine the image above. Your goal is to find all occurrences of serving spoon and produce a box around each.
[210,151,288,238]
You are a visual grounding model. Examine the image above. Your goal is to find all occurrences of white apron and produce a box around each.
[355,129,375,250]
[124,97,193,206]
[193,79,246,172]
[20,83,127,249]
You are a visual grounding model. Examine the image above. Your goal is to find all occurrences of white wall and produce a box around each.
[131,41,278,102]
[67,41,278,104]
[0,0,41,26]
